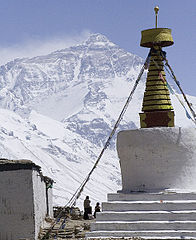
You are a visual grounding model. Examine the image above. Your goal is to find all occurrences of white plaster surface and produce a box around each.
[102,200,196,211]
[87,192,196,239]
[32,170,53,239]
[108,192,196,201]
[0,167,53,240]
[86,230,196,239]
[0,169,35,240]
[32,170,47,240]
[47,187,53,217]
[91,221,196,231]
[96,210,196,221]
[117,127,196,192]
[87,127,196,239]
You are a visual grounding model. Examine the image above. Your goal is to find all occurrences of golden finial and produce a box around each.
[154,6,159,28]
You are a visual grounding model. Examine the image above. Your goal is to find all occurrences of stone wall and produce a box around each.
[0,161,53,240]
[0,169,35,240]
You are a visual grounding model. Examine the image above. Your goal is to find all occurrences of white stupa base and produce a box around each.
[117,127,196,193]
[87,127,196,239]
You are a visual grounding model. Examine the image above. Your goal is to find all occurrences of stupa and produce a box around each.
[139,6,174,128]
[87,6,196,239]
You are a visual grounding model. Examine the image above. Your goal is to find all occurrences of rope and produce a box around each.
[160,50,196,123]
[65,49,151,207]
[42,47,196,239]
[152,49,196,125]
[163,67,195,123]
[40,49,151,240]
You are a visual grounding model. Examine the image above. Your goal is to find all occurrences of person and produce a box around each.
[93,202,101,218]
[83,196,92,220]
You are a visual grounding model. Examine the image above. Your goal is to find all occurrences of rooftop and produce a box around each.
[0,158,54,183]
[0,158,41,171]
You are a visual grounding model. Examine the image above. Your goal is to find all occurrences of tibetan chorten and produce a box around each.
[87,6,196,240]
[139,6,175,128]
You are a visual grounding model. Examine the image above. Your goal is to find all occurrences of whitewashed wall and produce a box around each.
[0,166,53,240]
[117,127,196,192]
[32,170,53,240]
[0,169,35,240]
[32,169,47,240]
[47,187,53,217]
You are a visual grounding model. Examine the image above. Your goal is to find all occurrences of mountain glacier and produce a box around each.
[0,33,195,208]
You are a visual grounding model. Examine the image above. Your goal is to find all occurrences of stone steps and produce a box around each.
[87,192,196,239]
[102,200,196,212]
[96,210,196,221]
[91,221,196,231]
[108,192,196,202]
[86,230,196,239]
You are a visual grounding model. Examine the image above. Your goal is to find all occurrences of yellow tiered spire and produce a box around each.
[139,6,175,128]
[142,49,173,112]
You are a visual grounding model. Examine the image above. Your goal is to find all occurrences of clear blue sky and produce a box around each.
[0,0,195,96]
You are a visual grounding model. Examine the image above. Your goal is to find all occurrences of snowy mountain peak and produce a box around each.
[85,33,111,44]
[0,33,195,207]
[0,33,144,120]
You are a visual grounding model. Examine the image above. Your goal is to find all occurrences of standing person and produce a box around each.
[93,202,101,218]
[83,196,92,220]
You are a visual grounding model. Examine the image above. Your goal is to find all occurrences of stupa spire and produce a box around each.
[154,5,159,28]
[139,6,175,128]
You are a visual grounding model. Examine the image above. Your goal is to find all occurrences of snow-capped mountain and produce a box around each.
[0,33,195,207]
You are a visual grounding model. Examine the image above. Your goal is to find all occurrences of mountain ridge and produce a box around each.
[0,33,195,207]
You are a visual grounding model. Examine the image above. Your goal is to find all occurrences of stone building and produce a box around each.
[0,159,53,240]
